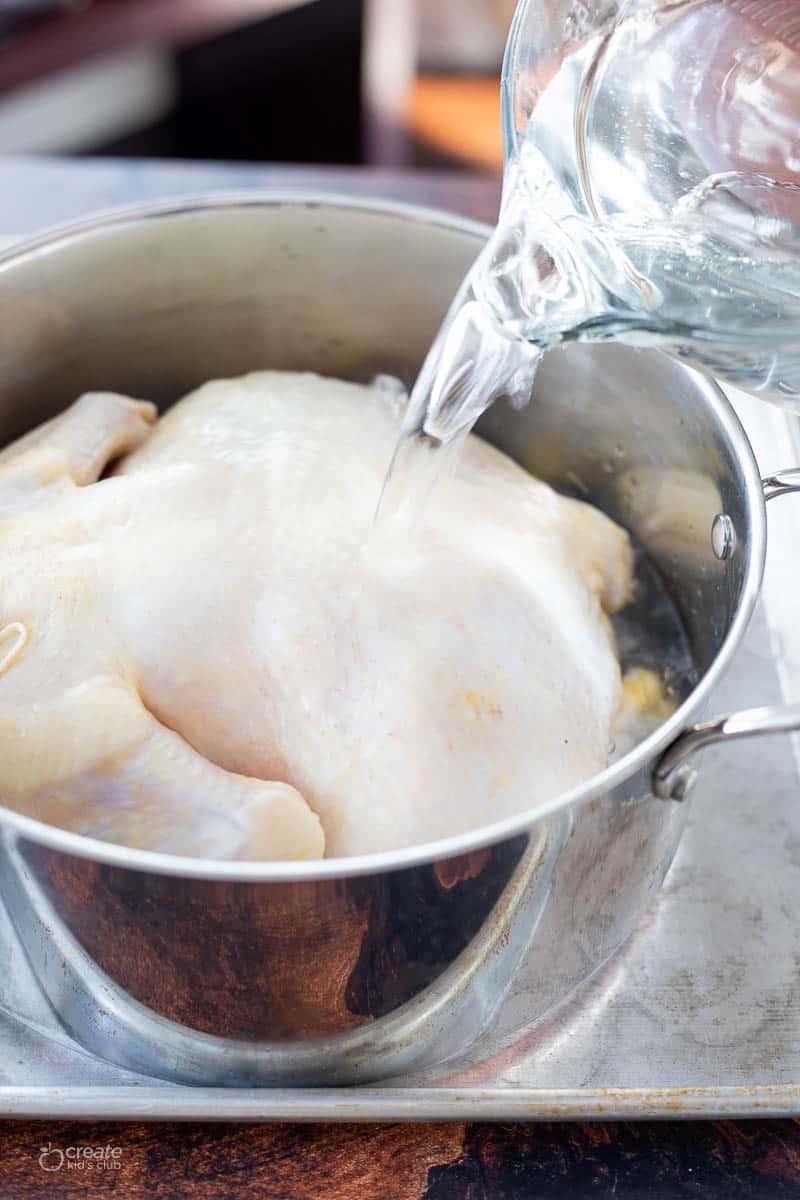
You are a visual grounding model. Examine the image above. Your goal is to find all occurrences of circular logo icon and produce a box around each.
[38,1144,64,1172]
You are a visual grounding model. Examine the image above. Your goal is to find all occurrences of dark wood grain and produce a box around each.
[0,1121,466,1199]
[2,1120,800,1198]
[426,1121,800,1199]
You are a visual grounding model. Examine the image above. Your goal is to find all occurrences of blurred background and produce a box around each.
[0,0,514,174]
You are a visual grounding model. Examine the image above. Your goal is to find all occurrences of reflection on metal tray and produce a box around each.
[1,390,800,1121]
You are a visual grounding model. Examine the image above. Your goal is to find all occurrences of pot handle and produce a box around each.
[653,469,800,801]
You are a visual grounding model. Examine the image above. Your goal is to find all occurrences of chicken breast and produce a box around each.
[0,372,633,859]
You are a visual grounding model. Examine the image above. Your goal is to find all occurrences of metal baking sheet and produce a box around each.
[1,383,800,1121]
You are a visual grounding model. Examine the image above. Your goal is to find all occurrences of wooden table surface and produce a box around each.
[0,157,798,1199]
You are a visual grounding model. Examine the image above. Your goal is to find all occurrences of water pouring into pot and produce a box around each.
[382,0,800,514]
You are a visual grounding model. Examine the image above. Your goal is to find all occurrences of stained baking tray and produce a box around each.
[1,383,799,1121]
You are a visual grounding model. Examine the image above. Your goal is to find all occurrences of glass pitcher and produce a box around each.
[493,0,800,401]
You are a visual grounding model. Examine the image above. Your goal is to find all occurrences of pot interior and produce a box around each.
[0,198,756,1073]
[0,198,753,694]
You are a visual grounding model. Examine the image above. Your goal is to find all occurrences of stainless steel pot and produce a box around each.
[0,195,796,1087]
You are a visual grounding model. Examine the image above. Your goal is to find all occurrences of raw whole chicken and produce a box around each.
[0,372,633,860]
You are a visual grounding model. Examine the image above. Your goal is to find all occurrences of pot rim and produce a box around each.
[0,191,768,881]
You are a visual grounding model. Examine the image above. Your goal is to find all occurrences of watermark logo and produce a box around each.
[38,1144,64,1173]
[38,1142,122,1172]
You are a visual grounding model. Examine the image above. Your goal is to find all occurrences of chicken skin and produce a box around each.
[0,372,633,859]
